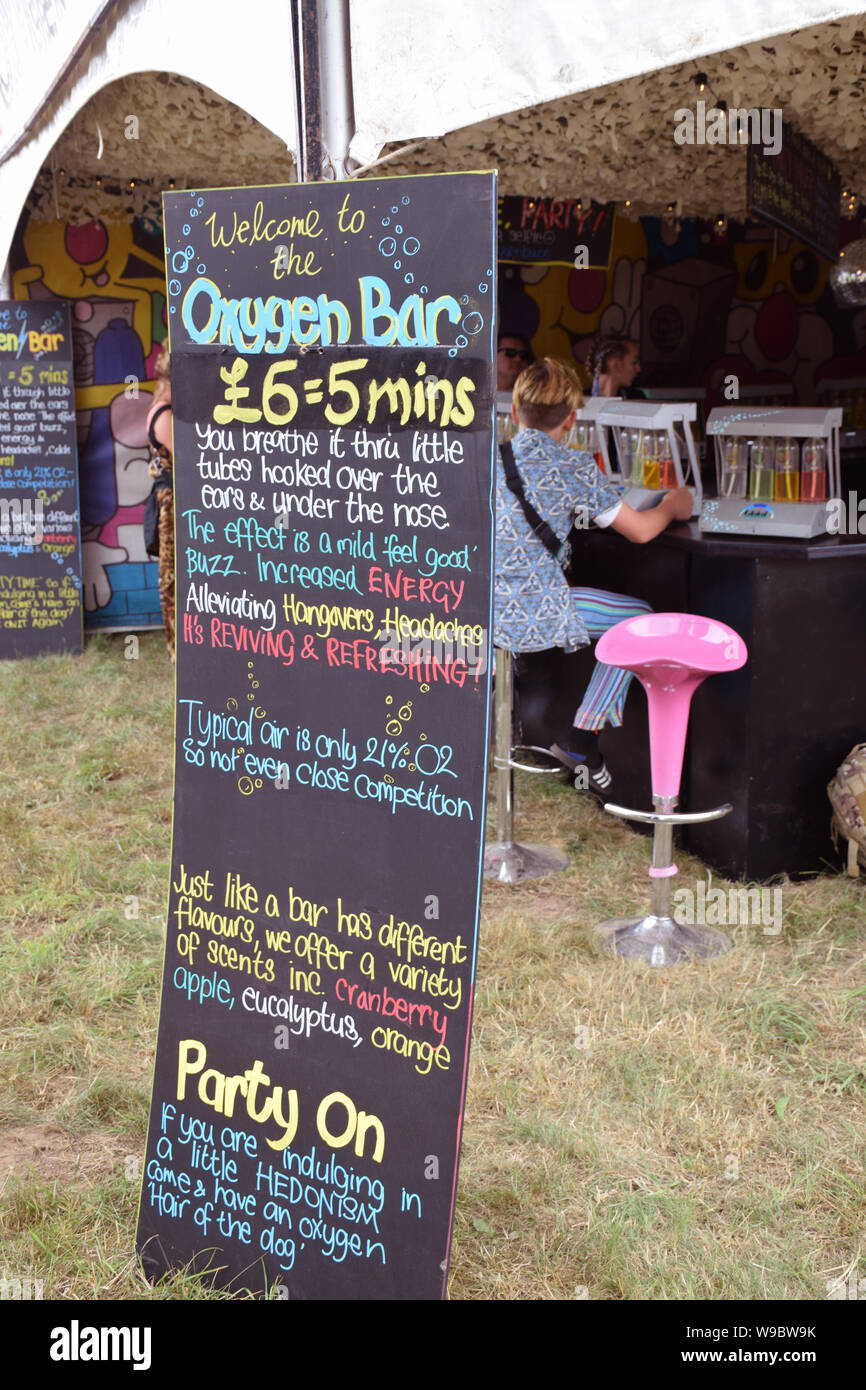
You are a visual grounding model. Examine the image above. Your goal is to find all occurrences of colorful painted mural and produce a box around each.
[9,203,866,637]
[498,211,866,409]
[10,214,167,630]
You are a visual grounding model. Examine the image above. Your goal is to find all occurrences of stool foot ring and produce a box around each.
[592,913,732,966]
[604,802,733,826]
[494,747,567,776]
[484,841,569,883]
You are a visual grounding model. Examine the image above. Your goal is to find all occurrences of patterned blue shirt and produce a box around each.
[494,428,623,653]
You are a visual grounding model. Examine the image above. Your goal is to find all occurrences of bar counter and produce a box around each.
[515,521,866,880]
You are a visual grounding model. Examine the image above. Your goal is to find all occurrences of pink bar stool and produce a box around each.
[592,612,748,965]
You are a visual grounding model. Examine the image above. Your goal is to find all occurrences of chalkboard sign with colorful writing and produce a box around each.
[0,300,82,657]
[748,124,841,262]
[136,173,496,1299]
[498,195,614,267]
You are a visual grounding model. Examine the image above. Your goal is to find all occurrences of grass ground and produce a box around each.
[1,632,864,1299]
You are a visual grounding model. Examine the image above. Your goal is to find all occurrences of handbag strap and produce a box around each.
[147,402,172,449]
[499,440,563,560]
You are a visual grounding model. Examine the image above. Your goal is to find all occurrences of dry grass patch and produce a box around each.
[1,633,865,1299]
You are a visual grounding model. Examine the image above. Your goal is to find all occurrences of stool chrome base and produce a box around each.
[594,799,734,966]
[593,912,731,966]
[484,840,569,883]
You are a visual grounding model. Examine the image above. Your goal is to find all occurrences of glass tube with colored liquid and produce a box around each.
[659,433,678,489]
[643,431,661,489]
[725,438,747,497]
[497,412,516,443]
[615,428,630,482]
[630,430,644,487]
[800,437,826,502]
[774,437,800,502]
[749,439,775,500]
[721,437,747,497]
[592,426,605,473]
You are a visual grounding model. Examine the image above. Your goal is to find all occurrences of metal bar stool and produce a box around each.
[592,613,748,965]
[484,647,570,883]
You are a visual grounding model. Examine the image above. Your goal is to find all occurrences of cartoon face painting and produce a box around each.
[13,215,168,626]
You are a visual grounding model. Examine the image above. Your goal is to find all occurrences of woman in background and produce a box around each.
[588,335,644,399]
[146,347,175,659]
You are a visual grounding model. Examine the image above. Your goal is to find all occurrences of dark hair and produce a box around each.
[498,330,531,351]
[588,335,636,379]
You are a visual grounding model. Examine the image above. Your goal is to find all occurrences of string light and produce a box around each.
[693,72,709,93]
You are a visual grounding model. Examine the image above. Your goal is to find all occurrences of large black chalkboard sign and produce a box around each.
[0,300,82,657]
[498,194,614,267]
[136,173,496,1299]
[748,124,841,261]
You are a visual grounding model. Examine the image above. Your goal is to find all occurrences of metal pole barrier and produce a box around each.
[495,646,514,848]
[484,648,569,883]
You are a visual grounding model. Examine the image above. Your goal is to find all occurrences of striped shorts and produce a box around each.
[570,587,653,730]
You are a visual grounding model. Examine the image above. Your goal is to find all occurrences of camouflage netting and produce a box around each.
[829,743,866,878]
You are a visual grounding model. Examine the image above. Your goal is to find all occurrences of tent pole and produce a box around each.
[320,0,356,179]
[294,0,356,182]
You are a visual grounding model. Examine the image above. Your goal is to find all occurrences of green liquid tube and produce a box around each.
[749,466,774,500]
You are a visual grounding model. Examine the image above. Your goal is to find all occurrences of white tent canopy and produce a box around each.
[0,0,297,284]
[1,0,864,278]
[346,0,864,165]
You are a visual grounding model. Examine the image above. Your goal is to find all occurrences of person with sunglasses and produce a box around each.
[497,332,533,393]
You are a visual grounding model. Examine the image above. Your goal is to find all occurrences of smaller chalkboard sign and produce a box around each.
[748,124,841,262]
[0,300,83,658]
[498,195,614,268]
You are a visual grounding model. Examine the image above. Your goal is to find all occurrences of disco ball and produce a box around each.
[830,239,866,307]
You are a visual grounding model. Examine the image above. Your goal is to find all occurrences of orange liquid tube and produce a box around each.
[659,457,677,489]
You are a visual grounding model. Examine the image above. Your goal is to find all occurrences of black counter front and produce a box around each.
[515,523,866,881]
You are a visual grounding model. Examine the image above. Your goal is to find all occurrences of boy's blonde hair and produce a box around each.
[513,357,584,430]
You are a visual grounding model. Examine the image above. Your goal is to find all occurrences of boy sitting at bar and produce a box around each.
[494,357,693,793]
